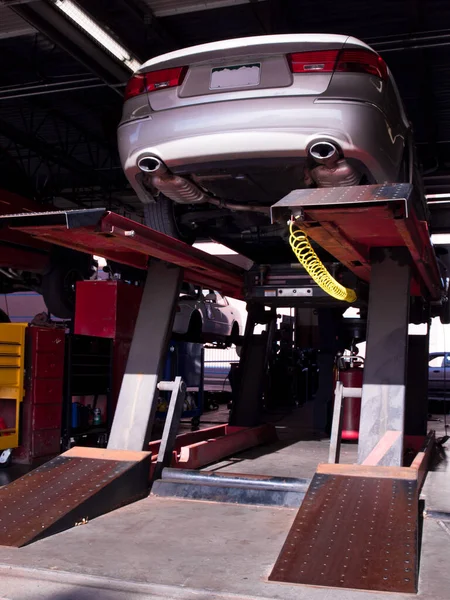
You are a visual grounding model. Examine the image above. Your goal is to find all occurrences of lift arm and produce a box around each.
[271,183,443,301]
[0,208,244,298]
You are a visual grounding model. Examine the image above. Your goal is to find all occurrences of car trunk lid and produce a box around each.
[137,34,350,111]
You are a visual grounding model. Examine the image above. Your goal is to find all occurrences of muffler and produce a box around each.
[138,156,270,213]
[306,141,361,188]
[138,156,207,204]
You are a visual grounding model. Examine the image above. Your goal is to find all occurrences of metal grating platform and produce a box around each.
[0,447,151,547]
[270,468,418,593]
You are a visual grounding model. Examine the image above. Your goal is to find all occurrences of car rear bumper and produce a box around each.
[118,96,405,202]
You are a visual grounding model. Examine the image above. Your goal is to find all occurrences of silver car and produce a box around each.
[429,352,450,397]
[118,34,426,262]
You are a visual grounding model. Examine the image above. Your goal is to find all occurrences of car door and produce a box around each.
[212,292,232,336]
[200,288,220,334]
[428,354,445,392]
[442,353,450,393]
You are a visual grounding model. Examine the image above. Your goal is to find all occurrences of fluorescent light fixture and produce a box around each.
[193,242,238,256]
[343,307,360,319]
[150,0,267,18]
[54,0,140,72]
[431,234,450,245]
[426,193,450,200]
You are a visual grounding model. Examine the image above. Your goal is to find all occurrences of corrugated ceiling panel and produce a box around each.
[0,6,35,39]
[143,0,265,17]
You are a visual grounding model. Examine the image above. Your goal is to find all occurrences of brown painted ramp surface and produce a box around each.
[270,465,418,593]
[0,447,151,547]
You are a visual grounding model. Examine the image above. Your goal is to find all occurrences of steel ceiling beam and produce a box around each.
[76,0,179,58]
[0,117,97,177]
[11,1,130,89]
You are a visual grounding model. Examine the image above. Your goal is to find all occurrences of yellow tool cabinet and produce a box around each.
[0,323,27,450]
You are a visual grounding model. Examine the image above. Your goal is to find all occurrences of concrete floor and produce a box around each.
[0,406,449,599]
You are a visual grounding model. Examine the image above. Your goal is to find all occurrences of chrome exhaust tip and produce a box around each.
[137,156,164,173]
[309,141,339,163]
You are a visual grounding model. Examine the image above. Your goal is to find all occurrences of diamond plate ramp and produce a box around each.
[270,464,419,593]
[0,447,151,547]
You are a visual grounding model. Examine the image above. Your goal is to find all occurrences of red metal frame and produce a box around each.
[302,203,441,298]
[0,190,51,270]
[149,424,277,476]
[272,184,442,300]
[2,209,244,298]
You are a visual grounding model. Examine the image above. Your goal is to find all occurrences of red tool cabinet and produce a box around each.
[13,327,65,464]
[74,280,143,411]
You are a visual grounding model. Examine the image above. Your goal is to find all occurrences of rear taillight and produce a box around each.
[288,50,339,73]
[287,48,388,80]
[124,66,187,101]
[124,73,146,100]
[335,49,388,79]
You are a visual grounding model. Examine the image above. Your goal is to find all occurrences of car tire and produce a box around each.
[186,311,202,343]
[143,195,196,244]
[0,309,10,323]
[227,322,240,347]
[42,264,86,319]
[440,299,450,325]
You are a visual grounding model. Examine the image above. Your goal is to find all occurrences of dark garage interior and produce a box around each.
[0,1,450,599]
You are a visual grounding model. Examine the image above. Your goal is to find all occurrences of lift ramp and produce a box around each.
[270,463,420,593]
[270,435,434,594]
[0,447,151,547]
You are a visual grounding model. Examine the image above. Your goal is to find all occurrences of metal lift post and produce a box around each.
[229,304,277,427]
[108,261,183,451]
[358,248,411,465]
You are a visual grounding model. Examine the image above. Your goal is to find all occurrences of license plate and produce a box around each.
[210,63,261,90]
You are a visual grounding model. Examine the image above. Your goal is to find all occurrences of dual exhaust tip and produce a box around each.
[137,156,164,173]
[309,141,339,164]
[137,141,340,175]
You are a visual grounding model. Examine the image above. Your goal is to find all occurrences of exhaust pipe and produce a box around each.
[306,141,361,188]
[138,156,270,213]
[138,156,207,204]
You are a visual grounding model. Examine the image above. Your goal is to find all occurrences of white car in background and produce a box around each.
[174,283,242,344]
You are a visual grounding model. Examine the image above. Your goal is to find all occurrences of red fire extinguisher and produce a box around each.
[336,355,364,441]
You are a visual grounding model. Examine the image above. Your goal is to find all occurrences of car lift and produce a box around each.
[0,184,443,593]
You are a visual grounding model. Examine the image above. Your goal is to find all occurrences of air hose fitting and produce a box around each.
[288,222,357,303]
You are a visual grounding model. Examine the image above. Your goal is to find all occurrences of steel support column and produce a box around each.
[405,327,430,437]
[315,309,342,433]
[229,304,276,427]
[108,261,183,451]
[358,248,411,465]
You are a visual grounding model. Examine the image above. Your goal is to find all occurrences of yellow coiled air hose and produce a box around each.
[288,221,357,303]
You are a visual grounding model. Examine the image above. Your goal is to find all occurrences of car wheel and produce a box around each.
[227,322,240,347]
[42,264,86,319]
[143,195,196,244]
[185,311,202,343]
[440,299,450,325]
[0,309,10,323]
[410,297,429,325]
